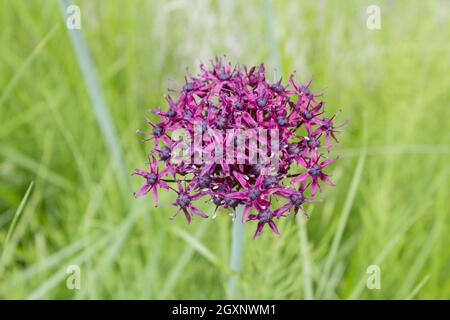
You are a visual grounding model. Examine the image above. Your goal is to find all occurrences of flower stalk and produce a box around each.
[228,205,245,298]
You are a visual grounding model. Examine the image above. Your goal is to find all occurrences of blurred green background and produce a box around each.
[0,0,449,299]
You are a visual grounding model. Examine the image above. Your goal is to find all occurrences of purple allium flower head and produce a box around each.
[134,57,344,238]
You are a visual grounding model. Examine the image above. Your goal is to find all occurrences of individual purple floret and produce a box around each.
[134,57,343,238]
[133,156,170,207]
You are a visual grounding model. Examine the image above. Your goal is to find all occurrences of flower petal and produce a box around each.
[295,157,308,168]
[189,205,208,218]
[310,180,318,197]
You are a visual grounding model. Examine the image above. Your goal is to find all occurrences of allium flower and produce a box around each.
[291,153,337,197]
[228,172,278,223]
[134,57,343,238]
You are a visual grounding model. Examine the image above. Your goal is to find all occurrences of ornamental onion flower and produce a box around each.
[134,57,343,238]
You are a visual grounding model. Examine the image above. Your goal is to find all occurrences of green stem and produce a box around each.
[228,206,245,298]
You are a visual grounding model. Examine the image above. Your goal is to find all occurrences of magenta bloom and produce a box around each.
[276,184,311,217]
[133,57,343,238]
[248,208,284,239]
[228,172,278,223]
[291,153,337,197]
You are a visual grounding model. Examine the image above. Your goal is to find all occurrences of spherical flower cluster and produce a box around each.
[134,58,342,238]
